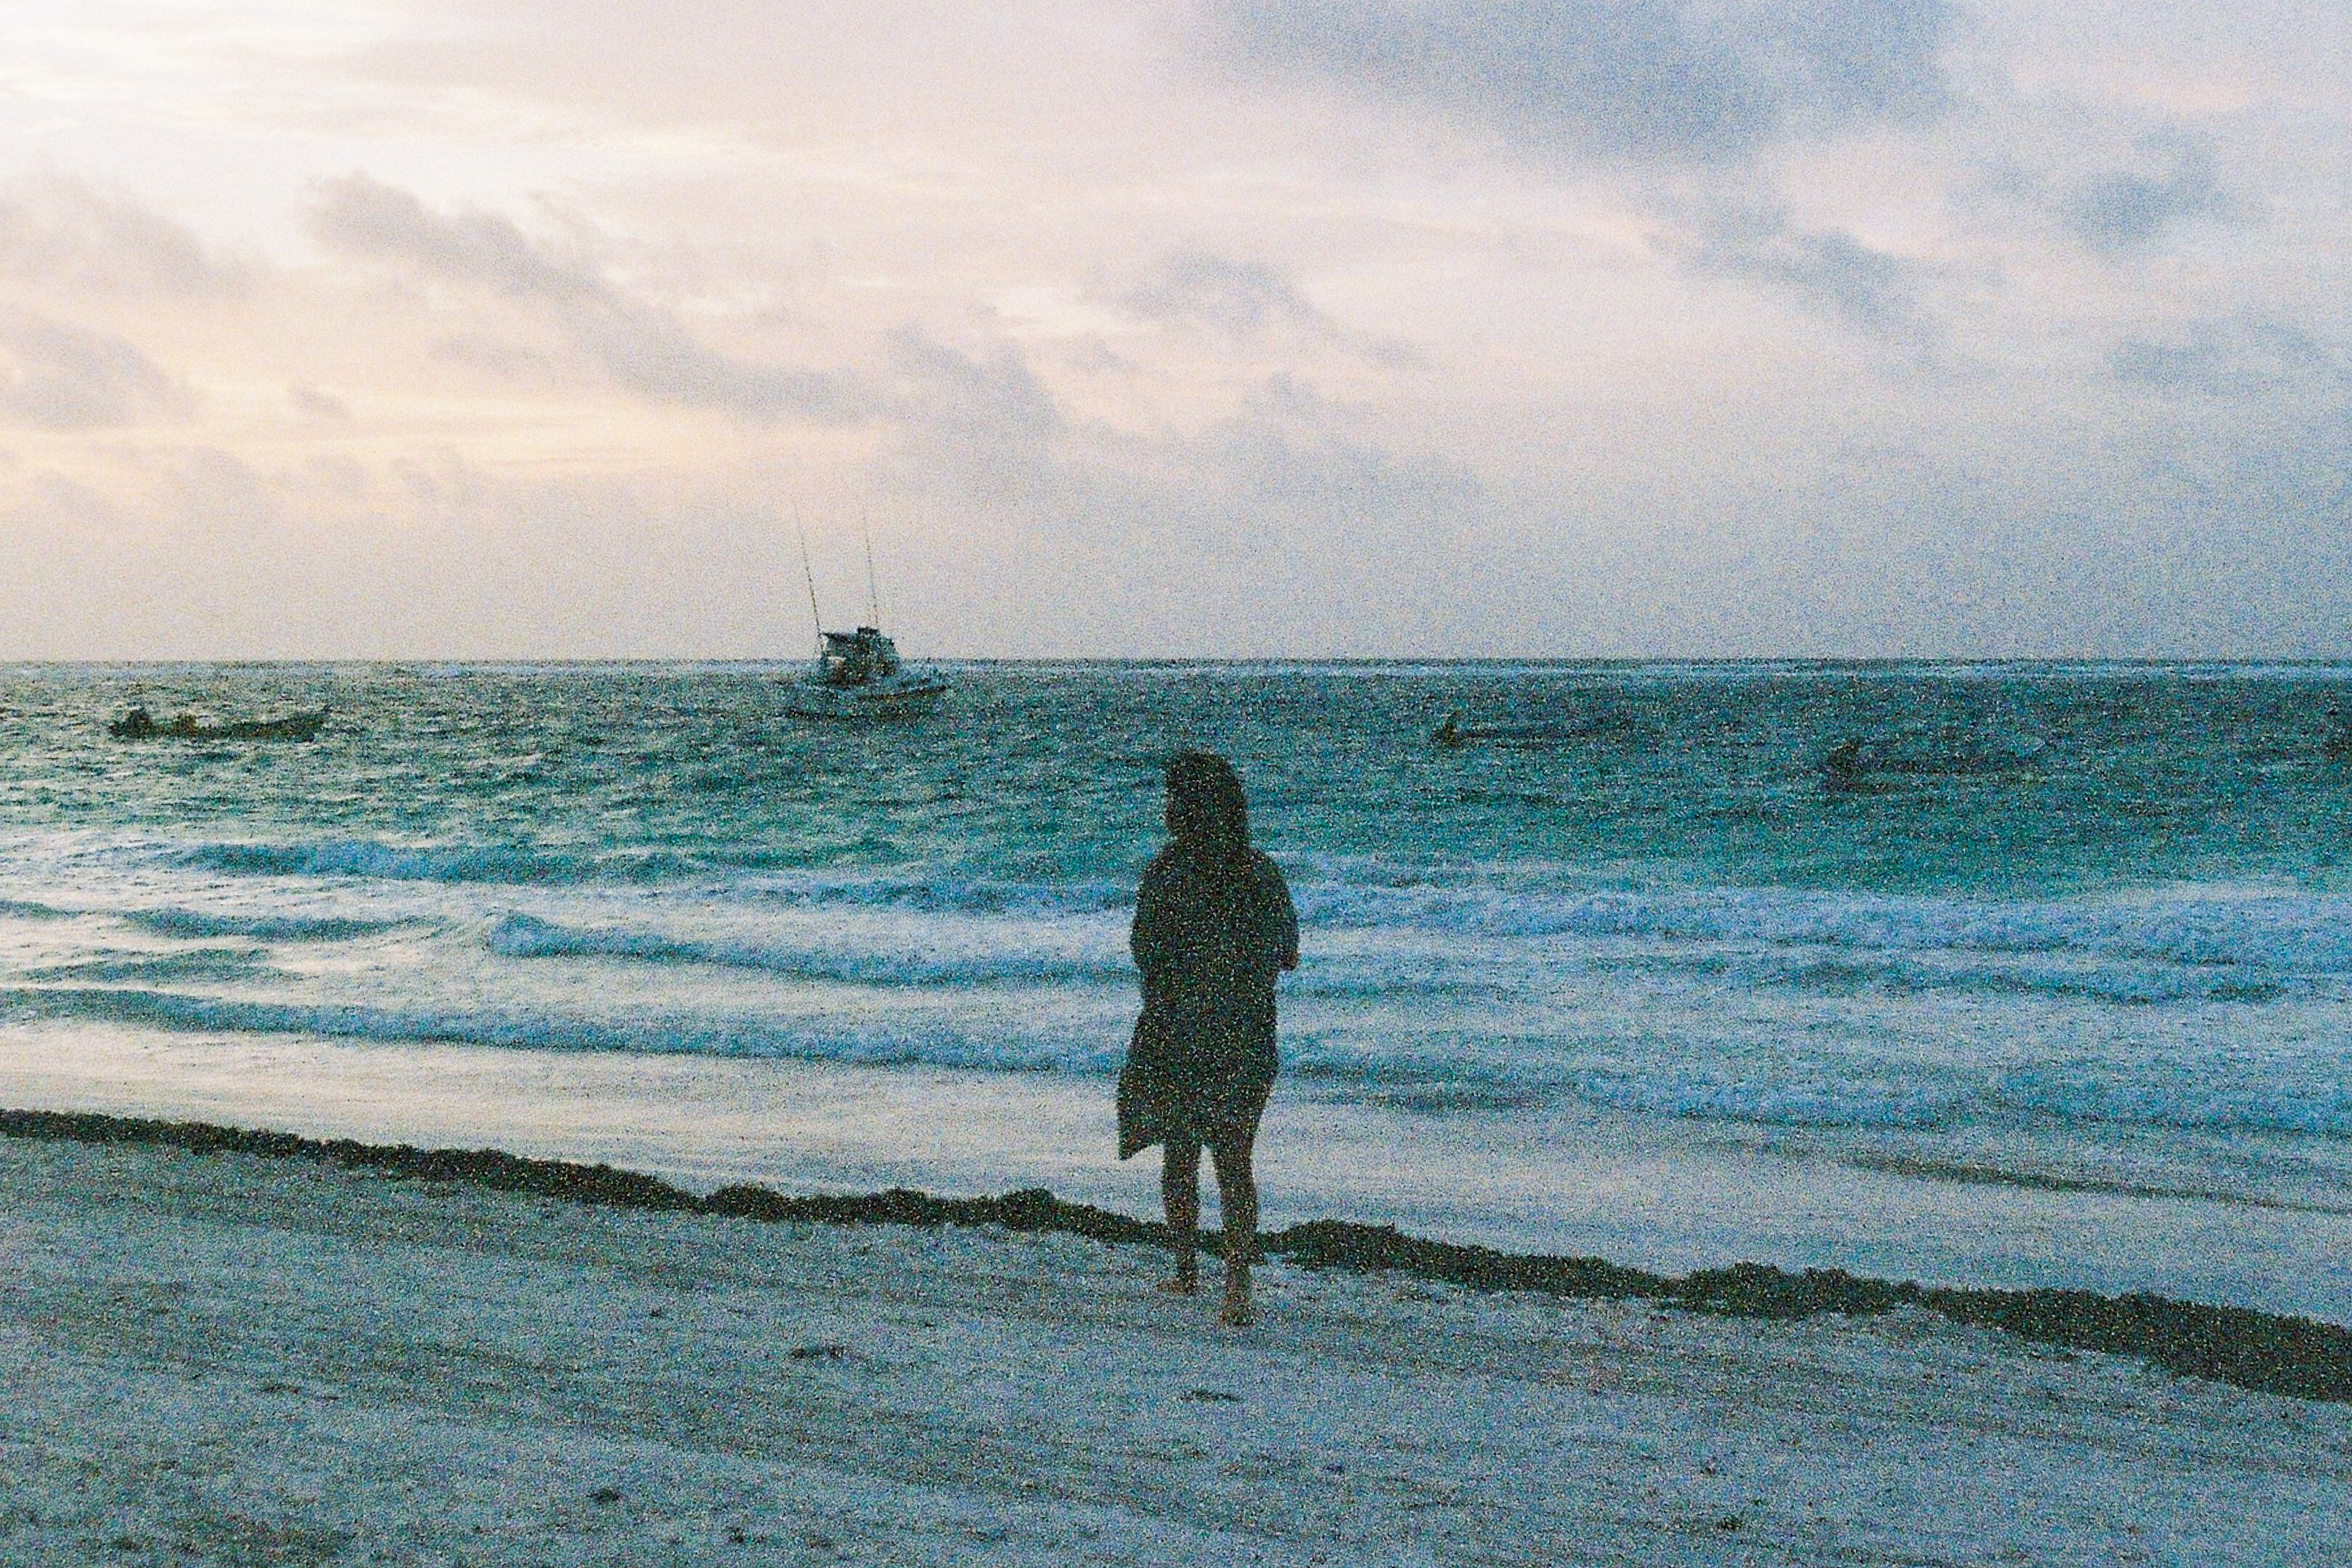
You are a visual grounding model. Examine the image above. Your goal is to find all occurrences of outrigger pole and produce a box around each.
[860,515,881,629]
[794,509,825,653]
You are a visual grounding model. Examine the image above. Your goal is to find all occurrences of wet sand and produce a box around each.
[5,1024,2350,1321]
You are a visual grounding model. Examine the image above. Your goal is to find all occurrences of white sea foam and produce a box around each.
[1572,1070,1967,1130]
[1290,875,2352,979]
[0,984,1130,1075]
[9,822,2351,1146]
[483,911,1129,988]
[732,870,1133,917]
[176,839,710,886]
[128,836,2352,989]
[121,908,412,942]
[1996,1069,2352,1138]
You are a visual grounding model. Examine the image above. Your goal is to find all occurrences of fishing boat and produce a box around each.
[781,626,948,720]
[1820,724,2046,791]
[108,705,330,742]
[1429,711,1627,748]
[779,525,948,722]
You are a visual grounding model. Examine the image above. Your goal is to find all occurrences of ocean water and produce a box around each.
[4,661,2351,1313]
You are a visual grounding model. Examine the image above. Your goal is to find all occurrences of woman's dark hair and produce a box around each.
[1165,751,1250,865]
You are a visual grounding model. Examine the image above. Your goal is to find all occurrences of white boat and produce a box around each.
[781,626,949,721]
[781,523,947,721]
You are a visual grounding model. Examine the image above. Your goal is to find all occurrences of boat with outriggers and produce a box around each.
[781,626,949,720]
[779,525,948,722]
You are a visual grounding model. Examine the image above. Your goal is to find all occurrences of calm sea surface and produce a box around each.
[4,661,2350,1312]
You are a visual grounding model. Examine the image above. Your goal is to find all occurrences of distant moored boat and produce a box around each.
[107,705,330,742]
[2322,710,2352,760]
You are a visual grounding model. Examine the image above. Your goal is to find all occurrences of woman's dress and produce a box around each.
[1117,844,1298,1157]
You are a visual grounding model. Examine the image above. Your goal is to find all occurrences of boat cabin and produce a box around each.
[819,626,902,687]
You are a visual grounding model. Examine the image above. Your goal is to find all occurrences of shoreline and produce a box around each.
[9,1025,2348,1326]
[9,1104,2347,1407]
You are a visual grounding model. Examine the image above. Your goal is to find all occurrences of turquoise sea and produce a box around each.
[4,661,2350,1316]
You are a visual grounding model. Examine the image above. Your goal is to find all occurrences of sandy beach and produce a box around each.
[3,1121,2346,1567]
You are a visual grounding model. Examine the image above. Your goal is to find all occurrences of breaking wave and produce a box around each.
[120,907,415,942]
[174,839,710,886]
[166,838,1134,915]
[1572,1069,1967,1130]
[0,984,1124,1074]
[1293,876,2352,977]
[16,977,2348,1140]
[484,912,1126,989]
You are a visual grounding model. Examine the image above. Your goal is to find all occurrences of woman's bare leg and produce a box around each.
[1159,1142,1201,1294]
[1208,1135,1259,1326]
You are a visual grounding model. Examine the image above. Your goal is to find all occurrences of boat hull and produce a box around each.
[110,710,330,742]
[780,679,947,722]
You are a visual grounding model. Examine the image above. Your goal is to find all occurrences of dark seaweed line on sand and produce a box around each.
[6,1106,2346,1406]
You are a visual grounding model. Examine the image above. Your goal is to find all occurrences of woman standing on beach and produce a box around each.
[1119,751,1299,1326]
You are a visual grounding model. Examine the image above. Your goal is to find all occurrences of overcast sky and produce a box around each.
[1,0,2345,657]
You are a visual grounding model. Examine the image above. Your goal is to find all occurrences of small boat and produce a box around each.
[1430,712,1618,749]
[1821,736,1868,791]
[2323,711,2352,761]
[109,705,329,742]
[780,626,948,721]
[1821,726,2045,789]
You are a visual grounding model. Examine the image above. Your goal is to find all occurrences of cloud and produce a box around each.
[1683,202,1928,341]
[583,311,857,419]
[1116,248,1330,336]
[1110,246,1426,367]
[287,383,351,420]
[2109,315,2346,400]
[0,177,250,296]
[306,173,865,421]
[0,309,193,429]
[2063,134,2249,256]
[308,173,597,302]
[883,328,1063,505]
[864,330,1496,654]
[428,335,562,381]
[1199,0,1954,165]
[0,470,132,538]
